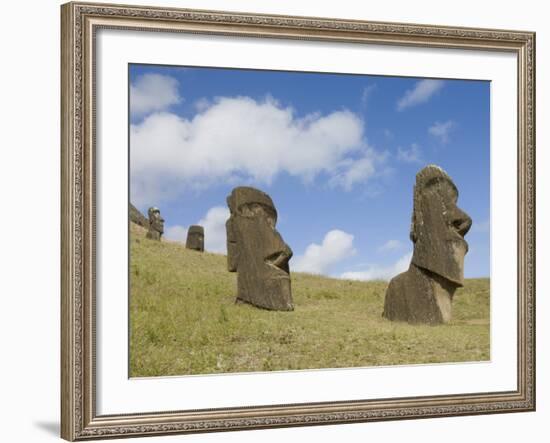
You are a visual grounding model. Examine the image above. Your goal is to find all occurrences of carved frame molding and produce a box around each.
[61,2,535,440]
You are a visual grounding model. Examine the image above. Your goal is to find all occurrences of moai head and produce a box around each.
[186,225,204,251]
[146,207,164,240]
[226,186,293,311]
[410,165,472,286]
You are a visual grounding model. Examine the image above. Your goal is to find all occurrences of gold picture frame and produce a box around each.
[61,1,535,440]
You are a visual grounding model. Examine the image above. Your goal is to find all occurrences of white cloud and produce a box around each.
[164,225,188,243]
[378,239,403,253]
[197,206,230,253]
[397,79,444,111]
[130,73,182,117]
[361,84,377,105]
[194,97,211,112]
[328,149,387,191]
[397,143,422,163]
[340,252,412,281]
[293,230,356,275]
[131,93,378,206]
[428,120,455,144]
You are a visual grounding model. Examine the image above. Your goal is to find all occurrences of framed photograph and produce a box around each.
[61,1,535,440]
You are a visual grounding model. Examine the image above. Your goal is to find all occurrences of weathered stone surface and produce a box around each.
[186,225,204,251]
[383,165,472,324]
[129,203,148,228]
[383,264,457,324]
[226,186,293,311]
[146,207,164,241]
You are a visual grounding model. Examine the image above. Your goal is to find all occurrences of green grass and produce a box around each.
[129,223,490,377]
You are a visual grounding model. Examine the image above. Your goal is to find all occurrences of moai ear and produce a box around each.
[226,218,238,272]
[409,216,417,243]
[410,184,418,243]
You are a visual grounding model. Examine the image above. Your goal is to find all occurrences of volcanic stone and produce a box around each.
[383,165,472,324]
[129,203,148,228]
[226,186,293,311]
[146,207,164,241]
[186,225,204,251]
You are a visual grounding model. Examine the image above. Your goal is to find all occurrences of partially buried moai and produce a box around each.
[186,225,204,252]
[383,165,472,324]
[226,186,294,311]
[146,207,164,241]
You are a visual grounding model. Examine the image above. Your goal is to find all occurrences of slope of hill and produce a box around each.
[129,222,490,377]
[129,203,148,228]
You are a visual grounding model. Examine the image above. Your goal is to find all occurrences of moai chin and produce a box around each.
[186,225,204,252]
[146,207,164,241]
[226,186,294,311]
[383,165,472,324]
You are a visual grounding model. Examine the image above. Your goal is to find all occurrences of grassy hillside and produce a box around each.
[130,223,490,377]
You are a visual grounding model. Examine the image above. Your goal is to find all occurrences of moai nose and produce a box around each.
[451,207,472,237]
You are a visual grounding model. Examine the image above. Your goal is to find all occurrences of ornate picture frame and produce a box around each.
[61,1,535,440]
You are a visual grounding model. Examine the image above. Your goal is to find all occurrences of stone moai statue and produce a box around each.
[383,165,472,324]
[226,186,294,311]
[186,225,204,251]
[146,207,164,241]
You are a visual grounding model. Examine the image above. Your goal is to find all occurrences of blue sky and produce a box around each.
[129,64,490,280]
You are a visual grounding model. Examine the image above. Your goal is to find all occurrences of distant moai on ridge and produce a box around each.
[146,207,165,241]
[383,165,472,324]
[226,186,294,311]
[186,225,204,252]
